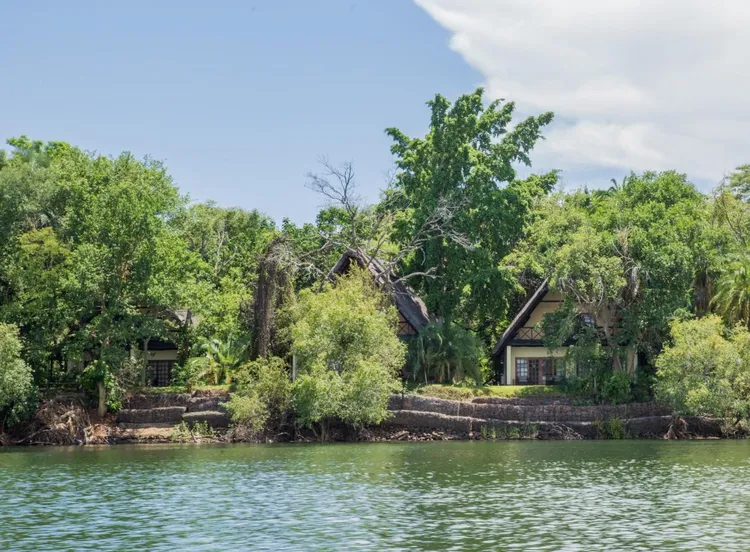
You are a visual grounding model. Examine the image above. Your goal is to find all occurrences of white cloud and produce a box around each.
[415,0,750,185]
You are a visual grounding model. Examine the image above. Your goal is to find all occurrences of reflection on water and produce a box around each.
[2,441,750,551]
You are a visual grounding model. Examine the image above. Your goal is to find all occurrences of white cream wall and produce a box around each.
[506,345,568,385]
[524,291,564,328]
[133,350,179,362]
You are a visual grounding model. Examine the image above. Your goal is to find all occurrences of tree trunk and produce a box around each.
[626,346,638,376]
[97,381,107,418]
[141,338,150,386]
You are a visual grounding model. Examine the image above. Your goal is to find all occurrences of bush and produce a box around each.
[594,418,628,439]
[598,370,632,405]
[171,357,210,391]
[0,323,35,431]
[655,315,750,420]
[223,393,269,436]
[232,356,291,426]
[290,269,404,433]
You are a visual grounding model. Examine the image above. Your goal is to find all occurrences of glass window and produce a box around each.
[542,359,553,377]
[516,358,528,383]
[555,359,565,377]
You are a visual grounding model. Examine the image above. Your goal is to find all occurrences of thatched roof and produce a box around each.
[329,249,431,333]
[491,280,549,357]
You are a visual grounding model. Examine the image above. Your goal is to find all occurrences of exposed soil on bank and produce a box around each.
[1,391,737,446]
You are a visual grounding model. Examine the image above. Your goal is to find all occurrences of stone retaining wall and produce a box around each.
[116,406,187,424]
[383,409,722,439]
[390,394,670,422]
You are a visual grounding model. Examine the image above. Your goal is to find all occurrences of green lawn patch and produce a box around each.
[141,384,230,395]
[414,384,566,401]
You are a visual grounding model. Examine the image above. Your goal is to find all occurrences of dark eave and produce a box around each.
[491,280,549,358]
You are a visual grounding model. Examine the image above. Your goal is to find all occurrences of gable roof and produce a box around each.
[329,249,431,333]
[491,279,549,357]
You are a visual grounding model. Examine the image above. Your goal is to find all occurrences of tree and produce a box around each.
[385,88,557,337]
[0,323,34,432]
[655,316,750,421]
[248,236,296,360]
[177,202,276,343]
[409,321,485,384]
[290,268,405,436]
[712,258,750,327]
[513,171,712,376]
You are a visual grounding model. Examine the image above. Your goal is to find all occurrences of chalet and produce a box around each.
[329,249,431,339]
[490,280,568,385]
[135,309,196,387]
[65,309,196,388]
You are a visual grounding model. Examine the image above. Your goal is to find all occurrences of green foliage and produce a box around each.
[517,171,713,377]
[417,385,475,401]
[594,418,628,439]
[409,322,486,384]
[598,371,633,406]
[224,356,291,439]
[712,257,750,327]
[171,358,211,392]
[290,269,404,431]
[224,393,269,436]
[193,334,250,385]
[170,420,216,442]
[655,316,750,420]
[387,88,556,333]
[232,356,291,426]
[0,323,35,430]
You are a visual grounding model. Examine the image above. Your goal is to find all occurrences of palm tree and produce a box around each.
[712,258,750,327]
[410,322,484,384]
[194,334,250,384]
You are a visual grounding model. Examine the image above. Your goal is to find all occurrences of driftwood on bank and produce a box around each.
[14,395,93,445]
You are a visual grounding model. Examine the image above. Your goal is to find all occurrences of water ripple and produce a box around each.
[1,441,749,551]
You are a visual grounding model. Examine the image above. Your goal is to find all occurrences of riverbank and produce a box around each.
[2,389,737,446]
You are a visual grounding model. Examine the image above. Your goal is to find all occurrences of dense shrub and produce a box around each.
[0,323,35,431]
[225,356,291,437]
[655,316,750,420]
[598,371,632,405]
[290,269,404,434]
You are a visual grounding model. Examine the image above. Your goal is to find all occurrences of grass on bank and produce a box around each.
[141,384,230,395]
[411,384,567,402]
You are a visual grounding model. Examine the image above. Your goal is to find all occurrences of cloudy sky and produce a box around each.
[1,1,746,222]
[416,0,750,189]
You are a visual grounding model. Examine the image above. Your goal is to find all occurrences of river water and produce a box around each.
[2,441,750,551]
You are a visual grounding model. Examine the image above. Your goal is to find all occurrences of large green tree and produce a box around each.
[385,88,556,336]
[0,138,194,413]
[514,171,714,375]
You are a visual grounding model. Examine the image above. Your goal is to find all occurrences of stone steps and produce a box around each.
[116,397,230,429]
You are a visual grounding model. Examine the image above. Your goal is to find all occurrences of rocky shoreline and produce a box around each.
[1,391,732,446]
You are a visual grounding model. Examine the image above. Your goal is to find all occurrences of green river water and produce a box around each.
[1,440,750,551]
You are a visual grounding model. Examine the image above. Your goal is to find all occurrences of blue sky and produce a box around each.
[4,1,742,224]
[0,1,484,224]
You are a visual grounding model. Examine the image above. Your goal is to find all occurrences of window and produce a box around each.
[516,357,567,384]
[555,359,565,377]
[147,360,173,387]
[516,358,529,383]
